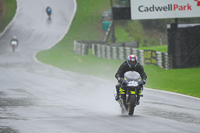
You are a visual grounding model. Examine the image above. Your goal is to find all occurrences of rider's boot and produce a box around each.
[114,90,119,101]
[136,88,143,105]
[136,95,140,105]
[115,93,119,101]
[114,85,120,101]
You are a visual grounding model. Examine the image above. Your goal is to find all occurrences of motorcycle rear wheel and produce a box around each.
[12,45,16,52]
[128,95,136,116]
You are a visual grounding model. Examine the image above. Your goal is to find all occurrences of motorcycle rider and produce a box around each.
[115,55,147,104]
[10,36,18,51]
[46,6,52,18]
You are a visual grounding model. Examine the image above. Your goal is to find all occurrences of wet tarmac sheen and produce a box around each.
[0,0,200,133]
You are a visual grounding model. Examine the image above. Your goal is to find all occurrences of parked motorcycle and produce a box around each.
[117,71,144,116]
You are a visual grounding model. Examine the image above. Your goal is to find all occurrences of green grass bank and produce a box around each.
[35,0,200,98]
[0,0,16,33]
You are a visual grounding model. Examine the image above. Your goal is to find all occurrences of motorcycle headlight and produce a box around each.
[127,81,139,87]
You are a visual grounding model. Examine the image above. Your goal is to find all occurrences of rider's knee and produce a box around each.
[115,83,120,88]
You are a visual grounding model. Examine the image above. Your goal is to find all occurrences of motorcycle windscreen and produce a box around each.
[124,71,141,80]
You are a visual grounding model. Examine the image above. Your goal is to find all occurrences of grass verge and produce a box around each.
[36,0,200,98]
[138,45,168,53]
[0,0,16,33]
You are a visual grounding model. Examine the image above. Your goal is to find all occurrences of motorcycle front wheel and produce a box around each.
[128,95,136,115]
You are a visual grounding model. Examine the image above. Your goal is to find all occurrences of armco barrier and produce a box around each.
[74,41,169,69]
[74,40,88,55]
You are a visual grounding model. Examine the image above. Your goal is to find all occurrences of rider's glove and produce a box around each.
[143,80,146,85]
[117,77,123,84]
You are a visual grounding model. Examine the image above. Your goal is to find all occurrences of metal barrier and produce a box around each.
[74,41,169,69]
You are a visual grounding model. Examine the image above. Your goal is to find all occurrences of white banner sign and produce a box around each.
[131,0,200,20]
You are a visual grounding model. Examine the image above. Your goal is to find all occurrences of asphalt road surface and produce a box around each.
[0,0,200,133]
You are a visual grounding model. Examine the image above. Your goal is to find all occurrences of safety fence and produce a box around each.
[74,40,169,69]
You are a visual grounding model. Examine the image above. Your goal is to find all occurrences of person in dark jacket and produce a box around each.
[114,55,147,104]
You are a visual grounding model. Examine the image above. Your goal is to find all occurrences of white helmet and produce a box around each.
[127,55,138,68]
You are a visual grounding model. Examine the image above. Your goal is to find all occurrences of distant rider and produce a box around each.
[115,55,147,104]
[46,6,52,18]
[10,36,18,48]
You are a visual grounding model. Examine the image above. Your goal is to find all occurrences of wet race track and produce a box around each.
[0,0,200,133]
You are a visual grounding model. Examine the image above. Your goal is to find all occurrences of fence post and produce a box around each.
[163,52,169,69]
[101,45,106,58]
[106,46,112,59]
[74,40,77,54]
[97,44,101,57]
[92,44,96,56]
[118,47,125,60]
[138,50,144,65]
[74,40,81,55]
[156,51,163,68]
[112,46,118,59]
[77,43,81,55]
[82,43,88,55]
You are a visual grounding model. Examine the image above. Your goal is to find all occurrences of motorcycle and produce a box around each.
[117,71,144,116]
